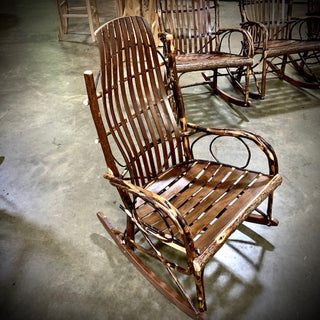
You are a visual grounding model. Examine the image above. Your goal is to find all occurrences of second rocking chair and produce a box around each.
[157,0,254,107]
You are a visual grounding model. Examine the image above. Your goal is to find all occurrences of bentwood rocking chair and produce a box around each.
[239,0,320,99]
[157,0,254,107]
[84,16,282,319]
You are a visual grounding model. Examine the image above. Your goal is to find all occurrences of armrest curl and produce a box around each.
[217,27,254,57]
[240,21,269,53]
[104,172,195,251]
[187,123,279,176]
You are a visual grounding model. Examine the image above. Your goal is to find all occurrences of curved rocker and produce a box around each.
[84,16,282,319]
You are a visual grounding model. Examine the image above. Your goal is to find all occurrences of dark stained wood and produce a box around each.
[84,16,282,319]
[239,0,320,98]
[157,0,254,107]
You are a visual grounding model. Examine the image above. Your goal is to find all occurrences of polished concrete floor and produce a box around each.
[0,1,319,319]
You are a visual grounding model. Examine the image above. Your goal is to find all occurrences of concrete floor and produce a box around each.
[0,1,319,319]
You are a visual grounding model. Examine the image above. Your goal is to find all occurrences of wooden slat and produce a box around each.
[179,167,245,222]
[189,171,259,237]
[194,173,274,254]
[171,162,221,208]
[137,161,209,223]
[139,165,248,237]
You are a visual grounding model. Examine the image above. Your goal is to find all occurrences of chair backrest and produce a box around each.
[308,0,320,15]
[239,0,293,40]
[93,16,188,187]
[157,0,217,54]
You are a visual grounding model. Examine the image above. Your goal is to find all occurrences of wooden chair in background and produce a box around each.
[56,0,100,41]
[84,16,282,319]
[307,0,320,15]
[238,0,320,99]
[157,0,254,107]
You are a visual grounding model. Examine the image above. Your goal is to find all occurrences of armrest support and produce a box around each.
[187,123,279,176]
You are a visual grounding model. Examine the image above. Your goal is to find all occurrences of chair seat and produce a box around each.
[135,160,281,267]
[175,53,253,72]
[256,39,320,57]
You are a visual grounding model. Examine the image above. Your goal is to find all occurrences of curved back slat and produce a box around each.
[157,0,216,54]
[239,0,293,40]
[95,16,185,186]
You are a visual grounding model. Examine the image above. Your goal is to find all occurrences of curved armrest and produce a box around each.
[240,21,269,52]
[187,122,279,176]
[104,172,196,252]
[288,16,320,40]
[215,27,254,57]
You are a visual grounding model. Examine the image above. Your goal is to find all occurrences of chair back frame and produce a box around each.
[94,16,191,187]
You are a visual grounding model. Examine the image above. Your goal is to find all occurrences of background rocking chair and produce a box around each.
[84,16,282,319]
[157,0,254,107]
[239,0,320,99]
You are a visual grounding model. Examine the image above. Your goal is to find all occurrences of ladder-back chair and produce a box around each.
[157,0,254,107]
[56,0,100,41]
[84,16,282,319]
[239,0,320,99]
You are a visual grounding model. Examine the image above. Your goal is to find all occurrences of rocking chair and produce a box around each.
[157,0,254,107]
[84,16,282,319]
[238,0,320,99]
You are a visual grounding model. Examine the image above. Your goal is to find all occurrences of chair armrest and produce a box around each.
[104,171,196,252]
[288,16,320,40]
[240,21,269,53]
[214,27,254,57]
[187,123,279,176]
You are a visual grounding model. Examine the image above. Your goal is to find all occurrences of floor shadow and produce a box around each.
[0,209,123,320]
[92,221,276,320]
[181,75,320,127]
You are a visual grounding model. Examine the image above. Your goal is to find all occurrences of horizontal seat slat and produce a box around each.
[189,171,260,237]
[194,174,281,260]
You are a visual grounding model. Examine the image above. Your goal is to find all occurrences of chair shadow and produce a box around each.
[92,222,276,320]
[181,75,319,128]
[0,208,124,320]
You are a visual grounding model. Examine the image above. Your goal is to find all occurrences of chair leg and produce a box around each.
[245,191,279,227]
[261,58,268,98]
[56,0,66,40]
[194,269,207,312]
[64,1,69,34]
[92,0,100,28]
[86,0,96,42]
[266,192,279,226]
